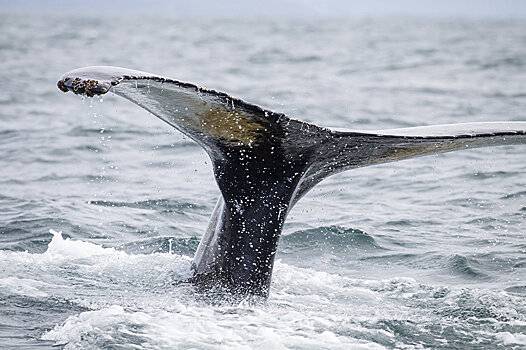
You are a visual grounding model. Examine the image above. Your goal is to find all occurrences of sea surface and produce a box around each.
[1,13,525,349]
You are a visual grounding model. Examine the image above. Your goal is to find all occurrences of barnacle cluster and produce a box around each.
[57,77,109,97]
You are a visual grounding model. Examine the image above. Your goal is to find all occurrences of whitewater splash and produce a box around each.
[1,230,524,349]
[29,230,389,349]
[47,229,118,259]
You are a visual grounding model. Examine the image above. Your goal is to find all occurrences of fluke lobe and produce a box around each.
[58,66,526,298]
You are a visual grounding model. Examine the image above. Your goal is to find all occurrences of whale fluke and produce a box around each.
[58,66,526,298]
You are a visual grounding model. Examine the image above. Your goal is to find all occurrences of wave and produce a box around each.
[0,218,80,252]
[88,198,207,213]
[445,254,489,279]
[465,170,521,180]
[505,286,526,295]
[66,126,155,137]
[280,226,384,253]
[360,251,491,280]
[501,190,526,200]
[0,230,193,295]
[359,252,419,264]
[468,56,525,70]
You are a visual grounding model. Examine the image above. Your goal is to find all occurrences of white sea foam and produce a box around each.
[1,230,524,349]
[47,229,118,259]
[21,232,389,349]
[0,276,56,298]
[0,229,192,277]
[42,304,387,350]
[0,230,193,312]
[495,332,526,345]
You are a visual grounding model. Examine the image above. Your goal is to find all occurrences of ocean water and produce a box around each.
[1,13,526,349]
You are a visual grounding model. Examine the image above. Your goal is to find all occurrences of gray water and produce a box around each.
[1,13,526,349]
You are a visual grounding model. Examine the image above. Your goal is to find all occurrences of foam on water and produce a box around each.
[42,304,387,350]
[495,332,526,346]
[47,229,117,259]
[13,231,385,349]
[0,230,521,349]
[0,277,53,298]
[0,230,192,276]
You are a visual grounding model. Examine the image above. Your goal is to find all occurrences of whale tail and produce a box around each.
[58,66,526,297]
